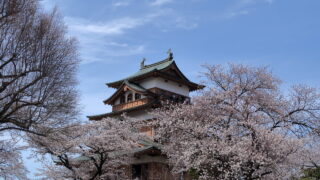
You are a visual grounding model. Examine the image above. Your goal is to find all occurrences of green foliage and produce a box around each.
[188,168,200,180]
[300,167,320,180]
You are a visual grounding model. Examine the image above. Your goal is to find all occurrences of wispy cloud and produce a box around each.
[66,8,192,36]
[63,0,199,64]
[150,0,174,6]
[112,1,131,7]
[68,17,143,35]
[64,17,147,64]
[221,0,275,19]
[224,10,249,19]
[239,0,275,5]
[158,16,198,31]
[80,43,146,64]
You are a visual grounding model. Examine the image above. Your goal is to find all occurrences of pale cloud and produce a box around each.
[105,42,129,47]
[112,1,131,7]
[66,8,191,36]
[171,16,198,30]
[40,0,56,11]
[225,10,249,19]
[66,9,169,36]
[64,17,147,64]
[80,44,146,64]
[221,0,275,19]
[62,1,199,64]
[78,34,146,64]
[68,17,143,35]
[150,0,173,6]
[240,0,275,5]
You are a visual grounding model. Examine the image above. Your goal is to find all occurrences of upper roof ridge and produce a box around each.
[140,57,173,70]
[140,49,173,70]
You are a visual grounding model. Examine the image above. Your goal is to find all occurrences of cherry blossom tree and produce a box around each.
[0,0,79,177]
[152,64,320,179]
[0,134,28,180]
[29,117,147,180]
[0,0,78,136]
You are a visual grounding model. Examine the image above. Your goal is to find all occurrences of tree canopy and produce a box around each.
[33,64,320,179]
[0,0,79,178]
[151,64,320,179]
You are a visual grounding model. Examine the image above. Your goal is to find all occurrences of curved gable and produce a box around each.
[103,81,148,105]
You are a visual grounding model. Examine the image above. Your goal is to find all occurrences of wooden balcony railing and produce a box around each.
[112,98,149,112]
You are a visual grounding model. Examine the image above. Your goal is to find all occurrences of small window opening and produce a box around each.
[135,93,141,100]
[127,93,133,102]
[132,164,148,180]
[120,95,125,104]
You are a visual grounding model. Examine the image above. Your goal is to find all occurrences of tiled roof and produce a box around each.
[123,80,146,92]
[107,58,173,86]
[87,99,157,120]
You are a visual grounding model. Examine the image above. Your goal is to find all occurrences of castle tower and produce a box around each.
[88,50,203,122]
[87,50,204,180]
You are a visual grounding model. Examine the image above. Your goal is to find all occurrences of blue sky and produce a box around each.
[24,0,320,177]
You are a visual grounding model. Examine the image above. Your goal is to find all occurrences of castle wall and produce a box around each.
[127,110,154,121]
[139,77,189,96]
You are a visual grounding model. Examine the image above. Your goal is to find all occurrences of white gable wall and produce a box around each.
[139,77,190,96]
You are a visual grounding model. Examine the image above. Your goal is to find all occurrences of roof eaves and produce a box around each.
[69,145,162,163]
[124,80,147,92]
[87,99,157,120]
[103,83,126,104]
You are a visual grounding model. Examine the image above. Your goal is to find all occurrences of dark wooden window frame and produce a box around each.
[120,95,126,104]
[135,93,141,100]
[127,93,133,102]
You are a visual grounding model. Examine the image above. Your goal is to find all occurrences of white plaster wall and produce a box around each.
[139,77,190,96]
[112,110,153,121]
[128,110,154,120]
